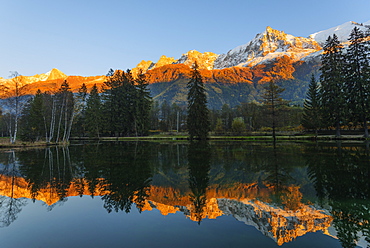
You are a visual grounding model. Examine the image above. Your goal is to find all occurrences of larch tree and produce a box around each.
[320,34,345,137]
[187,62,210,141]
[261,80,288,141]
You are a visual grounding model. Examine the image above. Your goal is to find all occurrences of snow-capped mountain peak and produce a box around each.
[309,20,370,45]
[0,68,67,89]
[131,20,369,73]
[213,26,321,69]
[43,68,67,81]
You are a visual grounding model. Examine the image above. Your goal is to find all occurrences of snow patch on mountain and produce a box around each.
[309,21,370,45]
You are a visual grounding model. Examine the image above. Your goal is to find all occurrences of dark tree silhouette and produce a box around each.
[187,62,210,141]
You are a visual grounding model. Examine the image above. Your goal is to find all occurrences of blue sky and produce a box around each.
[1,0,369,78]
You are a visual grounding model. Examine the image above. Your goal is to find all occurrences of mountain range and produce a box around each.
[1,20,369,108]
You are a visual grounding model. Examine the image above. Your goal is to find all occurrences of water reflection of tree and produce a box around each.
[307,143,370,248]
[0,150,27,227]
[96,142,152,213]
[18,147,74,205]
[15,142,153,213]
[188,141,211,224]
[261,143,298,209]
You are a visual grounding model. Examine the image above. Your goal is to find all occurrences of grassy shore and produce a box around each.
[1,132,368,148]
[71,132,369,142]
[0,137,66,148]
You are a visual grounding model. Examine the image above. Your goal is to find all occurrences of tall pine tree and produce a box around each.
[344,27,370,137]
[302,74,321,136]
[187,62,210,141]
[85,84,102,137]
[320,34,345,137]
[20,89,45,142]
[74,83,88,136]
[134,71,152,136]
[102,69,151,137]
[102,69,135,136]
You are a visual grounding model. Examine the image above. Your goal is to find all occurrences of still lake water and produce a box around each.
[0,141,369,248]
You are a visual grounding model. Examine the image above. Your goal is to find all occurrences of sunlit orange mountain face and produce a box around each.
[0,68,106,96]
[2,22,369,108]
[1,21,369,108]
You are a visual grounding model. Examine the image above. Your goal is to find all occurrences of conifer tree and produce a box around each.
[135,71,152,136]
[20,90,45,142]
[85,84,102,137]
[101,69,116,135]
[302,74,321,136]
[74,83,88,136]
[261,80,288,141]
[159,100,171,131]
[320,34,345,137]
[102,69,145,136]
[149,101,160,130]
[120,69,137,135]
[344,27,370,137]
[102,69,130,136]
[187,62,210,141]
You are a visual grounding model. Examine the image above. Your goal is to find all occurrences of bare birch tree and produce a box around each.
[3,72,27,143]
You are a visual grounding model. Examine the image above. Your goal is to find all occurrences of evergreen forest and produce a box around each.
[0,26,369,142]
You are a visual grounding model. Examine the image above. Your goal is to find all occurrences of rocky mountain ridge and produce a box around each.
[1,20,369,108]
[132,20,369,73]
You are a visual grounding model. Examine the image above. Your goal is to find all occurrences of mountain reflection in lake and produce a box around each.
[0,141,368,248]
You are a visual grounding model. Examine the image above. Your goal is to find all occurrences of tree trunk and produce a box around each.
[12,115,18,144]
[48,98,56,143]
[335,121,341,137]
[66,112,75,141]
[363,118,369,138]
[56,98,65,143]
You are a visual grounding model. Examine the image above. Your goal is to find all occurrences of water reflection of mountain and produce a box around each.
[0,142,368,247]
